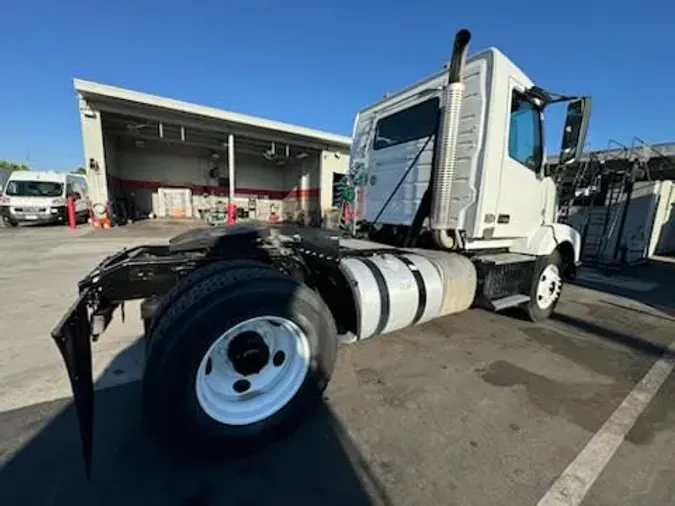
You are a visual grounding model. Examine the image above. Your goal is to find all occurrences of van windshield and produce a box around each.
[4,180,63,198]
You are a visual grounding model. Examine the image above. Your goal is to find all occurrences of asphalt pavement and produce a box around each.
[0,221,674,506]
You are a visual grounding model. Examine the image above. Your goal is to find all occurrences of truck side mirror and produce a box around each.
[559,97,591,165]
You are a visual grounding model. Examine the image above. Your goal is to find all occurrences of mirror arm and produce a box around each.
[526,86,582,108]
[546,95,582,105]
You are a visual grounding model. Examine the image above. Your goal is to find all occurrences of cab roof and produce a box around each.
[7,171,81,182]
[357,47,523,115]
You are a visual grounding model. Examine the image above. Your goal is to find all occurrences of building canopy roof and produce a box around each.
[74,79,352,151]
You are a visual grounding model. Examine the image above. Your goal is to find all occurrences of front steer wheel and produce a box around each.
[524,250,563,322]
[142,263,338,457]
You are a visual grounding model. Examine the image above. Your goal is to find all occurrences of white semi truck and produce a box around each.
[52,29,591,476]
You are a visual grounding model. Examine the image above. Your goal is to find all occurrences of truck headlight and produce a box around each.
[52,198,66,206]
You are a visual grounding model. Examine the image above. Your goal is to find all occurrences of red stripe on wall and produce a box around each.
[107,175,320,199]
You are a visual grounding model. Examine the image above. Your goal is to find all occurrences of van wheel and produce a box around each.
[3,218,18,228]
[524,251,562,322]
[142,262,338,456]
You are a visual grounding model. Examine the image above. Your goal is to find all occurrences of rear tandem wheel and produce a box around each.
[142,261,338,456]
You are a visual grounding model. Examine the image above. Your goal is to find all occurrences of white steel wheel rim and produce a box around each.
[536,264,562,310]
[195,316,311,426]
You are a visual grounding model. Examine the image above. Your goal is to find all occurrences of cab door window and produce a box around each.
[508,91,543,171]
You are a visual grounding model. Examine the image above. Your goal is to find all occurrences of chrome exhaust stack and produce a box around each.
[430,29,471,249]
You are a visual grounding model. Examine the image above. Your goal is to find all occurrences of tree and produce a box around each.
[0,160,30,172]
[71,167,86,175]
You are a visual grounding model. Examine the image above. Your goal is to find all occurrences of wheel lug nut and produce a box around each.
[273,351,286,367]
[233,379,251,393]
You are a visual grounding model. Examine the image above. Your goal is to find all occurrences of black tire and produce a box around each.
[142,263,338,457]
[144,259,279,346]
[3,217,18,227]
[524,250,563,322]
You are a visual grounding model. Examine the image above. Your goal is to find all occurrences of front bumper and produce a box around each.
[1,205,66,223]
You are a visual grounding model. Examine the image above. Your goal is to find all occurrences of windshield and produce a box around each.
[4,180,64,198]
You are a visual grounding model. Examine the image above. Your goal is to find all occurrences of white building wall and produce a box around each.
[567,180,675,263]
[651,181,675,255]
[320,149,349,214]
[108,143,328,222]
[116,149,286,190]
[79,99,108,206]
[282,154,321,224]
[115,147,285,217]
[616,182,662,263]
[103,134,120,198]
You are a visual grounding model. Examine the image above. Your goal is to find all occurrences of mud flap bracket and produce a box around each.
[51,289,94,478]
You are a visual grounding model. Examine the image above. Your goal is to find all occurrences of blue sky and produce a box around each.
[0,0,672,170]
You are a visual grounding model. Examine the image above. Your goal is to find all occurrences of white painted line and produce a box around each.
[537,339,675,506]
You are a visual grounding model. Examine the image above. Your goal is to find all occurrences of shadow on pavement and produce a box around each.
[553,260,675,359]
[551,312,675,359]
[0,341,390,506]
[571,259,675,317]
[0,220,64,230]
[79,219,205,241]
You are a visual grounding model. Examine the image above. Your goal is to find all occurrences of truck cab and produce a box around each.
[347,43,590,265]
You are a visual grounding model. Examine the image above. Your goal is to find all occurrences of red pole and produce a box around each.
[67,196,77,230]
[227,202,236,224]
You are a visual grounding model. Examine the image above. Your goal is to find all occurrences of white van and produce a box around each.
[0,171,89,227]
[0,169,9,192]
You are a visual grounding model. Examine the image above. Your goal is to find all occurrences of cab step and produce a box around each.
[489,294,531,311]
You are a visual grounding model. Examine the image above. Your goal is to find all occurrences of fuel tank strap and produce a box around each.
[397,255,427,325]
[361,258,390,336]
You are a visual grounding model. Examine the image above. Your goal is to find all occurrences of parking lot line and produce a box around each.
[537,337,675,506]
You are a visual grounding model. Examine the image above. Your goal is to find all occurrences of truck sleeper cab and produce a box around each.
[0,172,89,226]
[50,29,591,478]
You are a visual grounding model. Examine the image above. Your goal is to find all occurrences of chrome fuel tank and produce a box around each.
[339,251,476,340]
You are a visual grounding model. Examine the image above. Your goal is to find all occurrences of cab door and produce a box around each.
[493,85,544,237]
